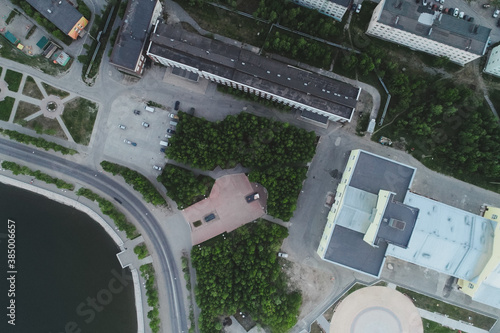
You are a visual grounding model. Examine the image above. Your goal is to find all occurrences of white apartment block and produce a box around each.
[484,45,500,77]
[366,0,491,66]
[146,22,361,123]
[292,0,350,21]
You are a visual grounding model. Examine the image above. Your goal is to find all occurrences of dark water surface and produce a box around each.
[0,183,137,333]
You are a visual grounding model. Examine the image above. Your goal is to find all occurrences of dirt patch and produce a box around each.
[14,101,40,122]
[284,259,336,321]
[310,321,326,333]
[22,76,43,100]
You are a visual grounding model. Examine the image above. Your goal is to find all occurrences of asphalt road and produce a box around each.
[0,137,188,333]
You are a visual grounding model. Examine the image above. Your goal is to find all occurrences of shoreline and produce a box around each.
[0,174,145,333]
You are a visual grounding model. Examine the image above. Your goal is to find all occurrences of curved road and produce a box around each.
[0,137,188,333]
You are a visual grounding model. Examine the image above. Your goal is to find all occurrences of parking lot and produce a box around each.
[101,93,178,174]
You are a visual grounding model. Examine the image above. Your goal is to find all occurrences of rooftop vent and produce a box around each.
[428,27,433,36]
[389,218,406,231]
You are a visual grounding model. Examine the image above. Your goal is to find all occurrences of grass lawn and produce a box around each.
[14,101,40,122]
[422,319,460,333]
[26,117,66,139]
[41,83,70,99]
[0,37,69,76]
[61,97,98,145]
[175,0,269,47]
[4,69,23,92]
[396,287,496,330]
[22,76,44,99]
[0,97,15,121]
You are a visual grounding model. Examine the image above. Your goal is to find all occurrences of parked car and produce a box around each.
[165,134,172,139]
[453,8,459,16]
[352,3,357,11]
[118,124,126,130]
[459,11,464,19]
[463,14,469,20]
[174,101,180,110]
[468,16,474,22]
[160,147,166,153]
[167,129,176,134]
[124,139,137,146]
[423,0,428,5]
[432,4,438,10]
[355,3,362,13]
[494,9,500,18]
[278,252,289,258]
[439,5,443,11]
[497,18,500,26]
[169,113,179,119]
[142,122,150,128]
[448,7,454,14]
[153,165,162,171]
[133,109,141,115]
[439,0,444,4]
[483,4,491,8]
[204,213,216,222]
[443,7,449,14]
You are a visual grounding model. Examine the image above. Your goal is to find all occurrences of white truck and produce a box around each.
[160,140,169,147]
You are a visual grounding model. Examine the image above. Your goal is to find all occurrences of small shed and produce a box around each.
[55,52,70,66]
[4,31,19,45]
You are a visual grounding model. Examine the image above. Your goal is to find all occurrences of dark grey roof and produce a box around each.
[148,23,360,120]
[330,0,351,8]
[349,151,416,202]
[110,0,158,73]
[26,0,84,34]
[378,0,490,55]
[375,194,419,248]
[325,225,387,277]
[301,110,329,124]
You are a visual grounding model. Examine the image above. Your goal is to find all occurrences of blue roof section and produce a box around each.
[110,0,158,73]
[36,36,49,49]
[5,31,18,44]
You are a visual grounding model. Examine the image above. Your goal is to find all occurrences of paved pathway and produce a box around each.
[419,309,489,333]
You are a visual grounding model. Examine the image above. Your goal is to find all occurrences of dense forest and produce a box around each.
[343,43,500,184]
[166,112,317,220]
[192,220,301,333]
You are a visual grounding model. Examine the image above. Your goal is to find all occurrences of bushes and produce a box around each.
[134,243,149,259]
[140,264,161,333]
[100,161,166,206]
[0,129,78,155]
[6,10,18,24]
[2,161,74,190]
[76,188,139,239]
[0,97,15,121]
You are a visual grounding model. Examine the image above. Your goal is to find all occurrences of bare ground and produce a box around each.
[284,259,336,321]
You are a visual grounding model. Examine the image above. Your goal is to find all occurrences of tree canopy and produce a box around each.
[192,220,301,333]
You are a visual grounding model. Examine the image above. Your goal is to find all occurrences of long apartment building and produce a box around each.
[26,0,88,40]
[292,0,351,21]
[146,22,361,123]
[484,45,500,78]
[109,0,163,77]
[366,0,491,66]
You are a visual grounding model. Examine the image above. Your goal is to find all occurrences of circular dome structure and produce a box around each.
[330,286,423,333]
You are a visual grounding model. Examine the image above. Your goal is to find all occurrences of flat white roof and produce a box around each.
[336,186,377,233]
[387,192,497,281]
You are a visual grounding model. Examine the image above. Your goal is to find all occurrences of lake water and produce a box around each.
[0,183,137,333]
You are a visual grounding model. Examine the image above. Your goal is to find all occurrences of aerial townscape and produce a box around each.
[1,0,500,333]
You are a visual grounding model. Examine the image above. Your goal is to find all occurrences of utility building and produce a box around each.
[484,45,500,78]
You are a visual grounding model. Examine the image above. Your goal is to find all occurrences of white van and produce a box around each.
[145,106,155,113]
[160,140,169,147]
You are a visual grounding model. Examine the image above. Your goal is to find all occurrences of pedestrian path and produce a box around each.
[419,309,489,333]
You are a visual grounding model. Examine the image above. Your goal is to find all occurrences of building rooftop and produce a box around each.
[349,150,416,202]
[330,0,351,7]
[336,186,378,233]
[26,0,84,35]
[387,192,497,282]
[110,0,158,72]
[376,193,419,248]
[378,0,490,55]
[148,23,360,120]
[325,225,388,276]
